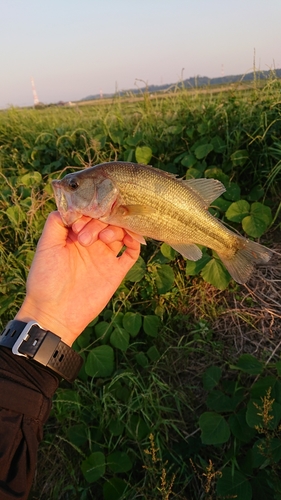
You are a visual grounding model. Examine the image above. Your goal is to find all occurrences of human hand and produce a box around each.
[15,212,140,346]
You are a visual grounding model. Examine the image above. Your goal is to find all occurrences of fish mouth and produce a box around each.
[52,181,82,226]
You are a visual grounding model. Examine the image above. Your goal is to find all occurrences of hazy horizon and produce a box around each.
[1,0,281,109]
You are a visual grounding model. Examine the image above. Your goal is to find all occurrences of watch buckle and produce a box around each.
[12,321,41,357]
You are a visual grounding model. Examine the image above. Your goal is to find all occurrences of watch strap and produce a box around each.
[0,320,83,383]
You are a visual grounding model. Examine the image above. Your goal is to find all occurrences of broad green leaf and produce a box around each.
[103,477,127,500]
[125,256,146,282]
[200,258,231,290]
[143,315,160,337]
[229,409,256,443]
[135,352,149,367]
[194,143,213,159]
[107,451,133,473]
[206,390,234,412]
[81,452,105,483]
[126,415,150,440]
[19,171,42,186]
[147,345,161,362]
[94,321,113,344]
[185,167,202,179]
[211,135,226,154]
[248,185,264,201]
[242,202,272,238]
[186,253,211,276]
[250,376,280,400]
[85,345,114,378]
[205,167,229,185]
[154,264,175,294]
[135,145,152,164]
[199,411,230,444]
[223,182,241,201]
[202,366,222,390]
[66,424,88,447]
[6,205,25,225]
[166,124,183,135]
[234,354,263,375]
[181,153,197,168]
[246,400,281,430]
[123,312,142,337]
[216,467,252,500]
[230,149,249,166]
[226,200,250,222]
[160,243,177,261]
[110,327,130,351]
[108,419,125,436]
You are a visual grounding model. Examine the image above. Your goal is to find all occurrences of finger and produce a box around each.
[77,219,109,246]
[118,234,140,268]
[99,226,125,244]
[107,241,124,255]
[72,216,93,234]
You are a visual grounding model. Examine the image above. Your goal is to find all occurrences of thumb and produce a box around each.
[37,211,68,250]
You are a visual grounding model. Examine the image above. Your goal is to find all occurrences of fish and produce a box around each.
[52,161,272,284]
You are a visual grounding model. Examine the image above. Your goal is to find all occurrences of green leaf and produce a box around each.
[199,411,230,444]
[160,243,177,261]
[147,345,161,362]
[125,256,146,282]
[201,258,231,290]
[248,185,264,201]
[108,419,125,436]
[216,467,252,500]
[103,477,127,500]
[110,327,130,351]
[154,264,175,294]
[19,171,42,186]
[94,321,113,344]
[135,352,149,367]
[185,167,202,179]
[234,354,263,375]
[206,390,234,412]
[6,205,25,225]
[66,424,88,447]
[226,200,250,222]
[143,315,160,337]
[126,415,150,440]
[135,145,152,164]
[231,149,249,166]
[81,452,105,483]
[229,409,256,443]
[186,253,211,276]
[202,366,222,390]
[194,143,213,159]
[107,451,133,473]
[181,153,197,168]
[123,312,142,337]
[242,202,272,238]
[85,345,114,378]
[223,182,241,201]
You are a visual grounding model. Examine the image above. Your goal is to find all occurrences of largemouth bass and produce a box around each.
[52,161,272,284]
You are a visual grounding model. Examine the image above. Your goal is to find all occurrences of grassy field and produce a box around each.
[1,78,281,500]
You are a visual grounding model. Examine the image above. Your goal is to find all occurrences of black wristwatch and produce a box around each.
[0,320,83,383]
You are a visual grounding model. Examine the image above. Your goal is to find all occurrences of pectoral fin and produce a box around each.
[125,230,146,245]
[114,205,155,217]
[168,243,202,260]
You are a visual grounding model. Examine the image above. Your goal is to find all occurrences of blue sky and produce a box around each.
[1,0,281,108]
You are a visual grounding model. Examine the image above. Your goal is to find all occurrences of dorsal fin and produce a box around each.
[183,178,226,206]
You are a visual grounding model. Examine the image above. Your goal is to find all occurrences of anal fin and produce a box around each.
[168,243,202,261]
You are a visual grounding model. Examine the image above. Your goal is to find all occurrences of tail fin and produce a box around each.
[219,239,272,284]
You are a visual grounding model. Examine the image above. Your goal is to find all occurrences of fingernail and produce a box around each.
[79,232,92,245]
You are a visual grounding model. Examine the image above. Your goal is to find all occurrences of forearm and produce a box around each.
[0,347,59,500]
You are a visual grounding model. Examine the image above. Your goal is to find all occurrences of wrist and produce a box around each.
[15,299,76,347]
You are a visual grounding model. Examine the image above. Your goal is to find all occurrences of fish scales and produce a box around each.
[52,161,272,284]
[99,162,239,255]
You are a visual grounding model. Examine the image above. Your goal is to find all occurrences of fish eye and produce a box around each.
[68,178,79,190]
